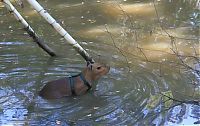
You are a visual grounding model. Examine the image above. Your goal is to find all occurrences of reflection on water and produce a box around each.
[100,2,157,19]
[0,0,199,125]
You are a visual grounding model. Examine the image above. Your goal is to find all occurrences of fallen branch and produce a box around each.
[26,0,94,63]
[2,0,56,57]
[160,92,200,105]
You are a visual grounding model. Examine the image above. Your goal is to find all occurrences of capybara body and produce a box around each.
[39,63,109,99]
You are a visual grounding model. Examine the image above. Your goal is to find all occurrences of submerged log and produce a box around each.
[2,0,56,56]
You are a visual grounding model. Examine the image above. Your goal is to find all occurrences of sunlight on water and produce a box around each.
[100,2,157,18]
[0,0,199,125]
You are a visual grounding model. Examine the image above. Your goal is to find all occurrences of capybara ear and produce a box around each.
[87,60,94,66]
[87,63,93,70]
[87,61,91,66]
[87,61,94,70]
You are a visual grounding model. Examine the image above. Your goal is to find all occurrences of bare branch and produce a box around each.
[105,25,130,72]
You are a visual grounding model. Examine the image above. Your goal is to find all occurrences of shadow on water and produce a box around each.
[0,0,200,125]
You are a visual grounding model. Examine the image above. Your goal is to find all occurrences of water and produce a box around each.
[0,0,199,125]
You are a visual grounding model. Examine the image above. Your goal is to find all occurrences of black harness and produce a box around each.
[69,77,75,95]
[68,73,92,95]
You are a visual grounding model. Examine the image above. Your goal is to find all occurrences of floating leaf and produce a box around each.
[161,91,173,108]
[146,93,161,109]
[146,91,173,110]
[193,88,200,98]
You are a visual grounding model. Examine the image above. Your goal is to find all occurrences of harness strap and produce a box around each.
[80,73,92,91]
[69,77,76,95]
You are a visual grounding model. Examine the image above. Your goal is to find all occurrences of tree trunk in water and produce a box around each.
[2,0,56,57]
[26,0,94,63]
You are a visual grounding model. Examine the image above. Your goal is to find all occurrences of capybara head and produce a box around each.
[85,62,110,81]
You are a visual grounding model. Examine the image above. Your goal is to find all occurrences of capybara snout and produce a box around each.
[87,63,110,80]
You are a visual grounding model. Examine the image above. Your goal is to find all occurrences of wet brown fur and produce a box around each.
[39,63,109,99]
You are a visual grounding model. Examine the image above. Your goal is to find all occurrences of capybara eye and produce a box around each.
[97,66,101,70]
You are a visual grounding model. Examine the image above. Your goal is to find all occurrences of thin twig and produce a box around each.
[160,92,200,105]
[105,25,130,72]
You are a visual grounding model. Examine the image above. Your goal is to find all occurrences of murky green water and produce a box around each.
[0,0,199,125]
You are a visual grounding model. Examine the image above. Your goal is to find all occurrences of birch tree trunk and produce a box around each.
[2,0,56,56]
[196,0,200,9]
[26,0,94,63]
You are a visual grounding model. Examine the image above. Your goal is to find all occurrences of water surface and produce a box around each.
[0,0,199,125]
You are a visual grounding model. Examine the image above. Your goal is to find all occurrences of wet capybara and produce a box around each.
[39,63,110,99]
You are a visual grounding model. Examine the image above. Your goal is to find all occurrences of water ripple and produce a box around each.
[0,42,24,45]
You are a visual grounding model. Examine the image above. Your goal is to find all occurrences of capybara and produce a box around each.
[39,63,110,99]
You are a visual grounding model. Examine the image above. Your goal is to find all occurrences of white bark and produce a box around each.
[3,0,28,29]
[2,0,56,56]
[26,0,93,62]
[196,0,200,9]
